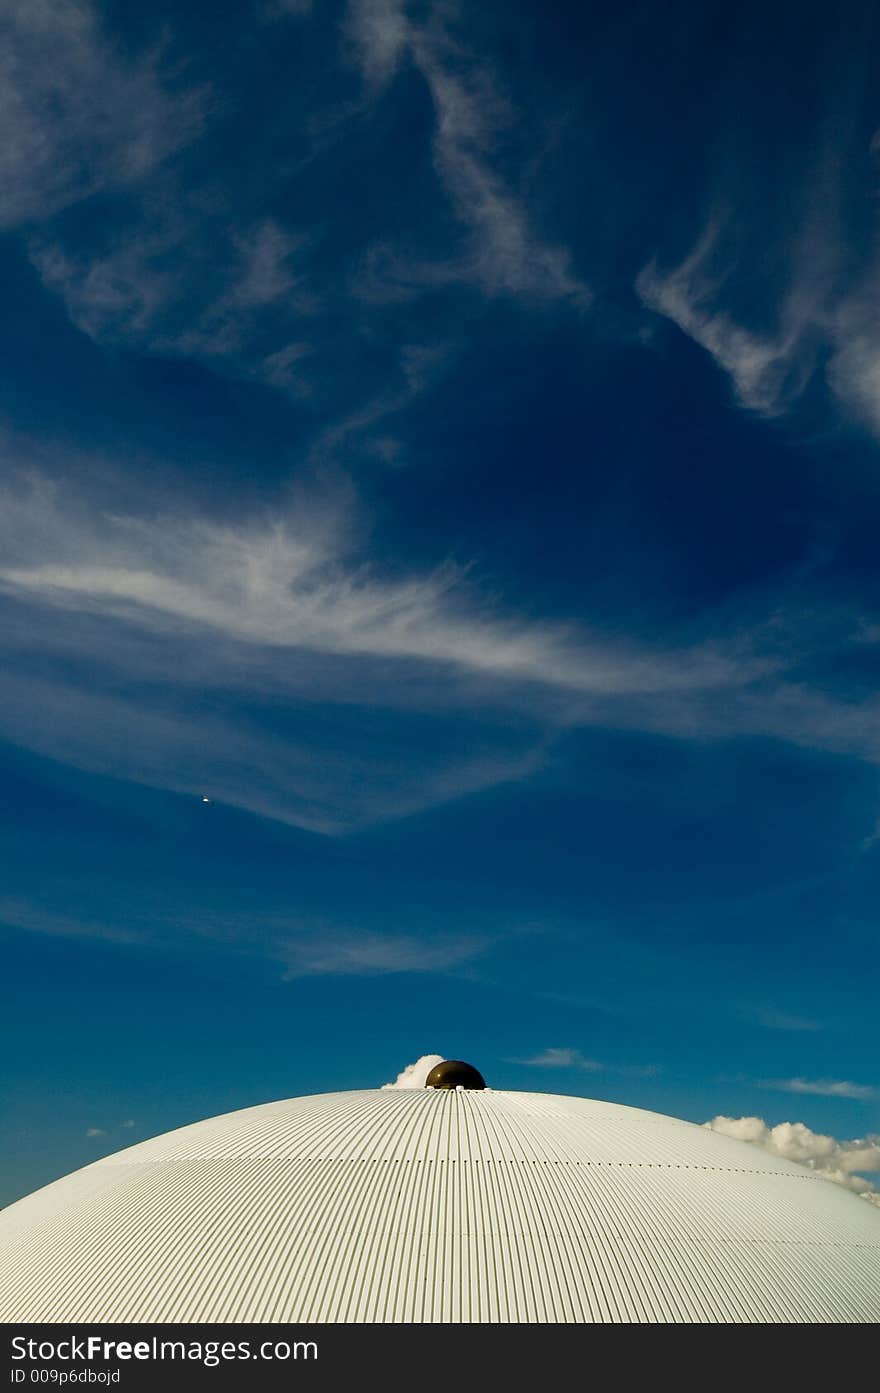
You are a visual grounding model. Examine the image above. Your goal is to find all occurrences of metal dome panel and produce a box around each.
[1,1088,878,1322]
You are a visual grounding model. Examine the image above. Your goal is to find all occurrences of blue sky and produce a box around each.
[2,0,880,1207]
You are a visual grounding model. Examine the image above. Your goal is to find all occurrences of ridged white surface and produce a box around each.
[2,1088,879,1323]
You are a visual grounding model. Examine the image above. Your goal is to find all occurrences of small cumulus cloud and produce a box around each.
[85,1119,135,1139]
[381,1054,445,1089]
[705,1116,880,1207]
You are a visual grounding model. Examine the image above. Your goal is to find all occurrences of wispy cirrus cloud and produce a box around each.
[0,0,206,229]
[8,0,594,512]
[637,238,880,439]
[306,341,454,465]
[2,892,502,981]
[345,0,409,86]
[511,1047,659,1078]
[280,930,487,978]
[18,894,519,1007]
[705,1115,880,1207]
[748,1007,823,1033]
[0,661,546,834]
[5,467,880,832]
[30,217,315,369]
[18,0,588,442]
[0,458,677,832]
[0,896,140,946]
[0,471,760,699]
[11,6,321,398]
[347,0,589,307]
[757,1076,878,1101]
[29,233,180,347]
[827,271,880,437]
[513,1047,603,1071]
[636,124,880,437]
[635,225,821,418]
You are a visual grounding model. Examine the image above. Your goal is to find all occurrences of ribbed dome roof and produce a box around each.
[2,1087,879,1322]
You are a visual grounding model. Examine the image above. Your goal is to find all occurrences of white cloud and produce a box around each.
[231,222,305,310]
[417,50,589,306]
[382,1054,446,1089]
[512,1047,659,1077]
[279,931,487,977]
[31,218,312,366]
[0,0,205,229]
[345,0,409,86]
[705,1115,880,1207]
[637,206,880,440]
[3,885,508,979]
[30,236,179,346]
[169,223,315,361]
[84,1127,107,1138]
[19,0,584,415]
[120,1120,136,1129]
[827,279,880,436]
[758,1077,878,1101]
[0,896,139,945]
[260,341,314,391]
[348,0,589,307]
[635,225,819,417]
[306,342,453,464]
[0,472,759,700]
[515,1047,603,1071]
[0,659,547,834]
[6,469,880,831]
[750,1007,822,1033]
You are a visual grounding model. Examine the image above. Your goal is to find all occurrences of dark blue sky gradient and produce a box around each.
[1,0,879,1206]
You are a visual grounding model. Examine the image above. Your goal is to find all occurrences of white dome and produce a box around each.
[2,1087,879,1323]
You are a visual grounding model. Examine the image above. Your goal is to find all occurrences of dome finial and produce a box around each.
[425,1060,486,1089]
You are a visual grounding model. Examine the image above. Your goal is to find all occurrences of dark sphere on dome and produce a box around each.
[425,1060,486,1089]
